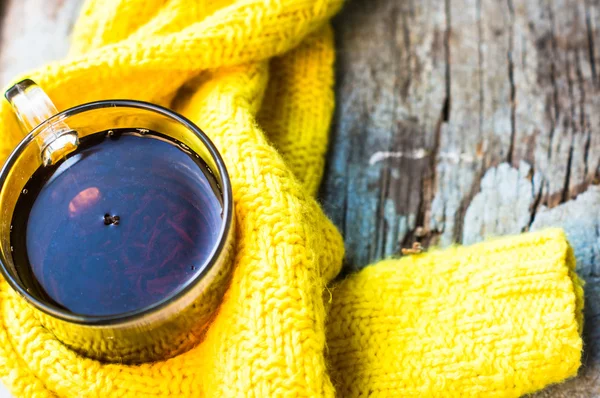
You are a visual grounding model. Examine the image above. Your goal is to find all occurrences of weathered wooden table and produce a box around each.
[0,0,598,397]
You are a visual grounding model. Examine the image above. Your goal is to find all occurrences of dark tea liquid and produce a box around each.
[11,129,223,317]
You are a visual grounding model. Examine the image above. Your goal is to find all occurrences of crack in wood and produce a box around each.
[406,0,451,247]
[444,0,452,123]
[576,47,593,183]
[423,0,453,244]
[561,137,575,203]
[527,172,545,228]
[546,3,561,162]
[400,0,452,247]
[506,0,517,165]
[562,47,575,204]
[585,0,598,83]
[562,26,577,204]
[477,0,484,143]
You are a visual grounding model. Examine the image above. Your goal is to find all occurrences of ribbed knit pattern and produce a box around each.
[0,1,583,397]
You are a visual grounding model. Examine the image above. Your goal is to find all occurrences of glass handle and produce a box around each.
[5,79,78,166]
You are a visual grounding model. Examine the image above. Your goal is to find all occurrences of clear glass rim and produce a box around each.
[0,99,234,326]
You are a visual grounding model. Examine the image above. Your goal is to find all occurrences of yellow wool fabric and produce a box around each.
[0,1,583,397]
[327,229,584,397]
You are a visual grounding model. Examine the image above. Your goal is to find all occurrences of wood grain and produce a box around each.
[322,0,600,395]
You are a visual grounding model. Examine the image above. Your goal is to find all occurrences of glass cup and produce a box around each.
[0,80,235,363]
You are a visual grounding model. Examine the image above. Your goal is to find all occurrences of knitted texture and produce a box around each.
[0,0,583,397]
[327,229,584,397]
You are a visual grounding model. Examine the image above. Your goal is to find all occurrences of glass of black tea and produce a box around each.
[0,80,234,363]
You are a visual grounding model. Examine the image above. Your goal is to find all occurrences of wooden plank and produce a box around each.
[322,0,447,268]
[326,0,600,261]
[324,0,600,395]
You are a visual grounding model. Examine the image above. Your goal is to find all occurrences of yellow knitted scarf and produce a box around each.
[0,0,584,397]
